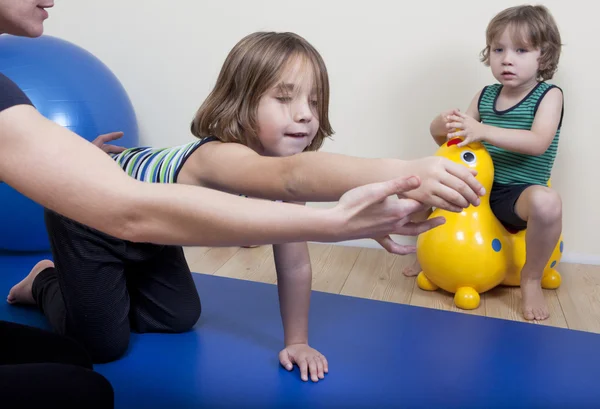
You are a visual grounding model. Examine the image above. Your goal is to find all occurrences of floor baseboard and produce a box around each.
[318,239,600,266]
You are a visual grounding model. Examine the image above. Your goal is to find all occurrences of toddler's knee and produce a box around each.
[530,188,562,225]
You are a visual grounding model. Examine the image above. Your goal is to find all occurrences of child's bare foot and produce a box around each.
[401,209,430,278]
[7,260,54,305]
[521,277,549,321]
[402,257,421,277]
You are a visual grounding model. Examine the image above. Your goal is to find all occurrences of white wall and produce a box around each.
[44,0,598,263]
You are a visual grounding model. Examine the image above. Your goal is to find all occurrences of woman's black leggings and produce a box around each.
[0,320,114,408]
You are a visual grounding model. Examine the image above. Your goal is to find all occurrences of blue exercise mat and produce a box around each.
[1,253,599,408]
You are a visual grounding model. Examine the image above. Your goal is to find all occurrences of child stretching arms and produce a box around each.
[423,5,563,321]
[9,31,485,382]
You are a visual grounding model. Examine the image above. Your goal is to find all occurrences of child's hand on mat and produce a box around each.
[333,176,446,252]
[400,156,485,212]
[91,131,126,154]
[279,343,328,382]
[446,112,486,146]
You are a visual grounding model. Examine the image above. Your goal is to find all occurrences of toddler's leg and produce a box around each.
[514,186,562,321]
[402,208,433,277]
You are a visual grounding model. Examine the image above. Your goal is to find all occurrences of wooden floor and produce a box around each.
[183,243,600,335]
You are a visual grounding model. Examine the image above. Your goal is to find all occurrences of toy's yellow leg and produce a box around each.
[417,272,438,291]
[541,269,561,289]
[454,287,481,310]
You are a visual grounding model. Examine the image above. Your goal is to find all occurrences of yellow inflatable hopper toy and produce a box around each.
[415,137,563,310]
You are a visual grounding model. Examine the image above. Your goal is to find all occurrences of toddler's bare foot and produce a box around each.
[521,277,549,321]
[7,260,54,305]
[402,257,421,277]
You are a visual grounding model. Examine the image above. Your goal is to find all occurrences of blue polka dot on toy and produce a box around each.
[551,260,557,268]
[560,241,564,253]
[492,239,502,252]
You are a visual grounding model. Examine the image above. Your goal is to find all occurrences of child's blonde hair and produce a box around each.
[480,5,562,81]
[191,31,333,152]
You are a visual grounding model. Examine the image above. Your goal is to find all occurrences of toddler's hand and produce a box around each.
[446,112,486,146]
[440,108,461,124]
[279,343,328,382]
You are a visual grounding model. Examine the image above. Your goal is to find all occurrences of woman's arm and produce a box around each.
[0,105,434,247]
[184,137,485,213]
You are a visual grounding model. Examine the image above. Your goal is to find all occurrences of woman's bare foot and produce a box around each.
[402,257,421,277]
[7,259,54,305]
[521,277,549,321]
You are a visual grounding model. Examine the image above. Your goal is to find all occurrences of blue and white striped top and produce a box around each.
[109,137,216,183]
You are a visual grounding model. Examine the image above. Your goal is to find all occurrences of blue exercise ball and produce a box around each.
[0,35,139,252]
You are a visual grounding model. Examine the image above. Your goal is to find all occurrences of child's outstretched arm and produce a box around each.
[447,88,563,155]
[187,139,485,214]
[0,105,438,248]
[273,225,327,383]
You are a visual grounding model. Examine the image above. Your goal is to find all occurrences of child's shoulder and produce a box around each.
[532,82,563,106]
[474,84,502,111]
[485,83,503,91]
[535,81,563,94]
[476,83,502,101]
[533,82,564,124]
[481,83,502,93]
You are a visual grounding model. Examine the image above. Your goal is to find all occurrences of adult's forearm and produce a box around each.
[127,182,338,246]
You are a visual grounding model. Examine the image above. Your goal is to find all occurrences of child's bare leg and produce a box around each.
[515,186,562,321]
[402,208,433,277]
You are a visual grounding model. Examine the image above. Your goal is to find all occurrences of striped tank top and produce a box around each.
[479,82,563,186]
[110,137,217,183]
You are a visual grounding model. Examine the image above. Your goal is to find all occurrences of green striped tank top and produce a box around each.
[479,82,563,186]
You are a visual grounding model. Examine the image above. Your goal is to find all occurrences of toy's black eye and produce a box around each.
[461,151,476,165]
